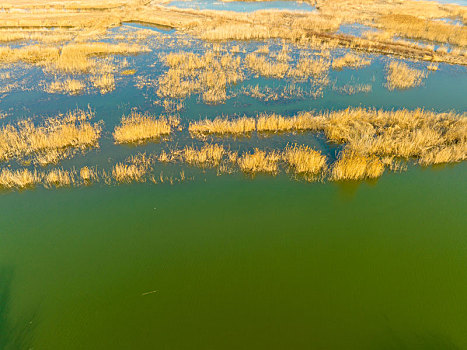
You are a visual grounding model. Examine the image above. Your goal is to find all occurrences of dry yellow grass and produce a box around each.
[245,53,289,79]
[238,149,280,174]
[79,166,97,182]
[256,113,325,133]
[189,116,256,136]
[332,53,372,70]
[331,150,385,181]
[113,112,174,144]
[158,51,243,103]
[0,168,41,189]
[46,79,85,95]
[283,145,327,175]
[321,108,466,165]
[183,144,225,167]
[386,61,427,90]
[112,163,147,183]
[288,56,330,79]
[0,108,101,164]
[91,73,115,94]
[44,168,73,187]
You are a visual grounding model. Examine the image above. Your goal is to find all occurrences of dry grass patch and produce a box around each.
[183,144,225,167]
[283,145,327,176]
[79,166,97,183]
[189,116,256,136]
[321,108,466,165]
[46,78,85,95]
[44,168,74,187]
[112,163,147,183]
[0,108,101,164]
[158,51,243,104]
[113,112,176,144]
[0,168,41,189]
[245,53,289,79]
[238,149,280,174]
[386,62,427,90]
[91,73,115,93]
[331,150,385,181]
[332,53,372,70]
[256,112,325,133]
[288,56,330,79]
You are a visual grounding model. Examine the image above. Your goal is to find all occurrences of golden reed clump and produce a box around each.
[283,145,327,176]
[386,61,427,90]
[183,144,225,167]
[112,163,147,183]
[0,168,41,189]
[331,150,385,181]
[113,112,176,144]
[238,149,280,174]
[0,108,101,164]
[332,53,372,70]
[256,112,325,133]
[189,116,256,136]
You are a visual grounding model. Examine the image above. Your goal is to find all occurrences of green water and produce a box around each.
[0,165,466,349]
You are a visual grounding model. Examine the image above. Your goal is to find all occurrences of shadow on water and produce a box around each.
[0,267,37,350]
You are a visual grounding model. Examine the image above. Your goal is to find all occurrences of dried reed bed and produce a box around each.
[245,53,289,79]
[46,79,85,95]
[44,168,74,187]
[112,163,147,183]
[183,144,225,167]
[256,113,325,133]
[386,61,427,90]
[113,112,177,144]
[321,108,466,165]
[158,51,243,103]
[0,43,146,73]
[379,14,467,47]
[238,149,280,174]
[0,108,101,164]
[189,116,256,136]
[0,168,41,189]
[283,145,327,176]
[330,150,385,181]
[332,53,372,70]
[288,56,330,79]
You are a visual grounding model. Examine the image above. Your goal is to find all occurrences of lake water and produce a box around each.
[0,22,466,350]
[164,0,315,12]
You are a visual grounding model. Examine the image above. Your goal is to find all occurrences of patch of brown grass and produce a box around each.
[183,144,225,167]
[238,149,280,174]
[0,168,41,189]
[332,53,372,70]
[331,150,385,181]
[189,116,256,136]
[283,145,327,176]
[113,112,175,144]
[386,61,427,90]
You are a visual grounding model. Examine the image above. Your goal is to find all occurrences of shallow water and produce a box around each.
[0,22,466,349]
[165,0,315,12]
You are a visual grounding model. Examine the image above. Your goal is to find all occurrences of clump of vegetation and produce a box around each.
[288,56,330,79]
[112,163,147,183]
[44,168,74,188]
[238,149,280,174]
[46,79,85,95]
[283,145,327,176]
[80,166,97,183]
[321,108,466,165]
[332,53,372,70]
[245,53,289,79]
[158,51,243,104]
[256,113,325,133]
[113,112,177,144]
[386,62,427,90]
[183,144,225,167]
[189,116,256,136]
[331,150,385,181]
[0,108,101,165]
[0,168,41,189]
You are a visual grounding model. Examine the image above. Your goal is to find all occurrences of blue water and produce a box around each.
[165,0,315,12]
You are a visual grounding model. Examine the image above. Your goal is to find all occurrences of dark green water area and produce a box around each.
[0,22,466,349]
